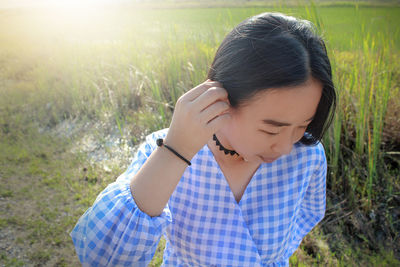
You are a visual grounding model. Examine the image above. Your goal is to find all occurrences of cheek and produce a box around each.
[225,114,267,152]
[225,118,249,144]
[219,115,242,142]
[239,129,268,154]
[228,114,245,135]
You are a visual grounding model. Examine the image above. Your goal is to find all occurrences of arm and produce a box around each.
[130,136,193,217]
[130,79,231,217]
[70,79,231,266]
[70,132,173,266]
[286,143,327,256]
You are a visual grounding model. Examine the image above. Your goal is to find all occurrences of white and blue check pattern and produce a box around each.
[70,128,327,266]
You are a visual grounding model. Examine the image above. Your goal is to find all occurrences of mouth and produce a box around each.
[259,156,279,163]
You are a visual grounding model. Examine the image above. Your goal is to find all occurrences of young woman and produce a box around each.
[71,12,336,266]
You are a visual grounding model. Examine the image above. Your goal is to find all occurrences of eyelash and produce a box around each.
[261,126,308,136]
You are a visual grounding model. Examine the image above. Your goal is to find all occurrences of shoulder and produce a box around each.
[144,128,169,145]
[123,128,170,174]
[292,140,327,167]
[133,128,169,156]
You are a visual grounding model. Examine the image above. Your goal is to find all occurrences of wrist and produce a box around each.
[163,137,197,160]
[157,138,193,166]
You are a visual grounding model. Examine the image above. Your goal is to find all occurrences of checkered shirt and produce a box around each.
[70,128,327,266]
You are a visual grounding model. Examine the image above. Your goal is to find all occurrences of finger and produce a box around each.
[192,87,229,112]
[204,79,223,88]
[208,80,223,88]
[182,80,223,102]
[206,113,232,133]
[199,101,230,123]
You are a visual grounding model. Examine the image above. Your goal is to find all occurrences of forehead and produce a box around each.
[237,79,323,123]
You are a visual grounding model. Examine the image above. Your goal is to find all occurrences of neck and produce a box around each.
[207,132,248,166]
[213,134,239,156]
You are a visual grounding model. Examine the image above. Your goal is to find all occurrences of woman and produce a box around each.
[71,12,336,266]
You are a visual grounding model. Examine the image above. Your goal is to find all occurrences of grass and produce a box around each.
[0,0,399,266]
[0,124,128,266]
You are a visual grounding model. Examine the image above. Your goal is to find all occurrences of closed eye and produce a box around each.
[259,130,279,136]
[259,126,309,136]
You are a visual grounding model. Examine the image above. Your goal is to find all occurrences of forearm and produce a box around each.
[130,146,191,217]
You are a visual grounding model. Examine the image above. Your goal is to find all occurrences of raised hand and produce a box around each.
[164,79,231,160]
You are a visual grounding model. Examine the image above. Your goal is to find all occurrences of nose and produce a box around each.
[270,132,293,156]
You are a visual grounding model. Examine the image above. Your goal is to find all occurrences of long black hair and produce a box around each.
[207,12,336,146]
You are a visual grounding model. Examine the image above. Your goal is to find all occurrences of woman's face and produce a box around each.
[219,77,323,164]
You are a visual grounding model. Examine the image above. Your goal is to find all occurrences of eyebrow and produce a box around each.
[262,115,315,127]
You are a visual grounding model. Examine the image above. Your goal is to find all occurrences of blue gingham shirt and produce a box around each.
[70,128,327,266]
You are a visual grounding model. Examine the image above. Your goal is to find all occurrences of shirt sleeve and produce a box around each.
[285,142,327,258]
[70,131,172,267]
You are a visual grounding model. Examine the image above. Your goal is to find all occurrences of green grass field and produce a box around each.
[0,1,399,266]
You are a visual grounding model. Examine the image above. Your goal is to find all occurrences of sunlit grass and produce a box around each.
[0,1,399,266]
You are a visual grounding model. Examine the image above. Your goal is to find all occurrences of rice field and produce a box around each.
[0,1,399,266]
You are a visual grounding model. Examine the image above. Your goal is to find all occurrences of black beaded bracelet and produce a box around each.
[156,138,191,166]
